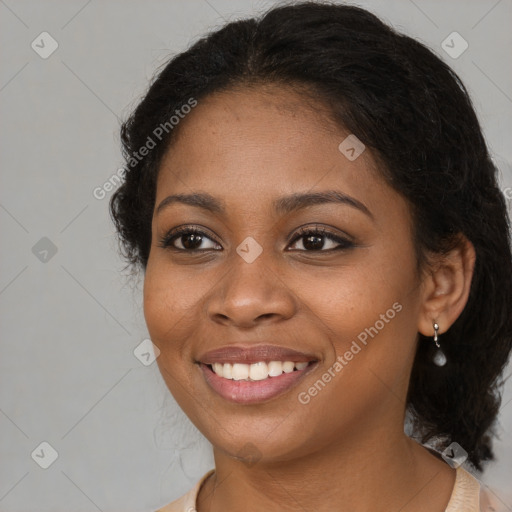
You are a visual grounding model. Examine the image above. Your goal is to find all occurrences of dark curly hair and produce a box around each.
[110,1,512,470]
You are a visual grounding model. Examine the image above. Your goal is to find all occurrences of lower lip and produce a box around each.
[199,362,317,404]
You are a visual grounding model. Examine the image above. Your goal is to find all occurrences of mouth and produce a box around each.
[197,344,319,404]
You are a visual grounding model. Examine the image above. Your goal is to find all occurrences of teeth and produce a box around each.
[210,361,310,381]
[232,363,249,380]
[213,363,224,377]
[282,361,295,373]
[268,361,283,377]
[249,362,268,381]
[222,363,232,379]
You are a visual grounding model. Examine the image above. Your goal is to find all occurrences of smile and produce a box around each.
[210,360,309,381]
[197,344,319,404]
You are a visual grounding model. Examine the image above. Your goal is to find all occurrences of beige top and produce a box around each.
[156,466,503,512]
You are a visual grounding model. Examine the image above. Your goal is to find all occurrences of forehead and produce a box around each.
[155,85,389,214]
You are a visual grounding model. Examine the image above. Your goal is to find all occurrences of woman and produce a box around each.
[110,2,512,511]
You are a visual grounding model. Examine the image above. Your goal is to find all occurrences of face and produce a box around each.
[144,85,426,464]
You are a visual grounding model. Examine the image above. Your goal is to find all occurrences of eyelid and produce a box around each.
[287,225,354,251]
[158,224,222,250]
[289,224,354,242]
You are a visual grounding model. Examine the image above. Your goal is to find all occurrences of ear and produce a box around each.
[417,235,476,337]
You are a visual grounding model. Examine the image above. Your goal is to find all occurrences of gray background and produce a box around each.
[1,0,511,511]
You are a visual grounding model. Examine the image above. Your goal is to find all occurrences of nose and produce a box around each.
[206,253,297,329]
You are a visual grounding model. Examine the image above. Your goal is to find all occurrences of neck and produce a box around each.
[197,423,455,512]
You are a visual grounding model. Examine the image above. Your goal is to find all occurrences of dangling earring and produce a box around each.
[432,321,447,367]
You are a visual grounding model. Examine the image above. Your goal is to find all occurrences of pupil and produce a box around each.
[304,235,324,250]
[183,233,202,250]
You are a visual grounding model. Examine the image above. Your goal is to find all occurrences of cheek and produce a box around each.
[293,285,418,439]
[142,258,215,356]
[301,242,421,375]
[297,258,412,335]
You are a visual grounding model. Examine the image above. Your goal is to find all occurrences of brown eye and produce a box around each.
[288,226,354,252]
[159,227,221,251]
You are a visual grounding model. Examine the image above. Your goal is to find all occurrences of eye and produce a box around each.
[158,226,221,252]
[288,225,355,252]
[158,224,355,253]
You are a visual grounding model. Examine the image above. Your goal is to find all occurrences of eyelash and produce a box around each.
[158,225,355,253]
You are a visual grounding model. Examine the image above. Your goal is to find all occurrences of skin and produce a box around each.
[144,84,476,512]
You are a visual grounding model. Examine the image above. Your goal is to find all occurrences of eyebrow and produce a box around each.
[155,190,373,219]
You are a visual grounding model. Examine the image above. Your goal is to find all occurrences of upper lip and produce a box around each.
[197,344,318,365]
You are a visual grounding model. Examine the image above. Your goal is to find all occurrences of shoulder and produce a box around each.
[445,466,507,512]
[155,469,215,512]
